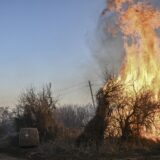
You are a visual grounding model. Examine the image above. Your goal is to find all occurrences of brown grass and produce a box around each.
[0,138,160,160]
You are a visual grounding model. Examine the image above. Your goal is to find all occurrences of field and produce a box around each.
[0,139,160,160]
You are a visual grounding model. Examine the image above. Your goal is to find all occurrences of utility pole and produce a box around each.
[88,81,96,108]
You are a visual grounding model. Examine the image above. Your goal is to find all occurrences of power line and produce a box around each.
[55,82,102,95]
[55,81,87,93]
[55,80,100,90]
[54,81,102,105]
[57,85,87,96]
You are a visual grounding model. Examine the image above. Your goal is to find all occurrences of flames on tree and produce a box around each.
[102,0,160,140]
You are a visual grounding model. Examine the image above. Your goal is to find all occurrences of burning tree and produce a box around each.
[102,79,160,141]
[102,0,160,139]
[77,78,160,148]
[77,0,160,147]
[103,0,160,95]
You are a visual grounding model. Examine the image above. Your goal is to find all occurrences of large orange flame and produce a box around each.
[107,0,160,96]
[104,0,160,140]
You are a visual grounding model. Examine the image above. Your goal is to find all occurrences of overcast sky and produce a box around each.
[0,0,105,106]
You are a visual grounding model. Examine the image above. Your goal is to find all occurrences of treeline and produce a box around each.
[0,83,95,144]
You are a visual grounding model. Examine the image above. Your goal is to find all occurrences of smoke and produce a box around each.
[91,0,160,78]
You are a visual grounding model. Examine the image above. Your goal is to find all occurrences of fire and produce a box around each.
[103,0,160,139]
[107,0,160,96]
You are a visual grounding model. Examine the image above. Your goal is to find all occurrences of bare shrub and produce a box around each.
[14,83,58,141]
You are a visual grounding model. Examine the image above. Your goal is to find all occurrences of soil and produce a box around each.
[1,152,160,160]
[0,153,26,160]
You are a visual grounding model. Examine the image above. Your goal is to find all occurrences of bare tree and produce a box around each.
[14,83,58,141]
[101,80,160,142]
[56,104,92,129]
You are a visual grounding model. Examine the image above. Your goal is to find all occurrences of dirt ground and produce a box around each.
[0,153,160,160]
[0,154,25,160]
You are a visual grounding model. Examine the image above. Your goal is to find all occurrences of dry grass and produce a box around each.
[24,138,160,160]
[0,138,160,160]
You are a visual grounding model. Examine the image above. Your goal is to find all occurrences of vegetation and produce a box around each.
[102,79,160,142]
[0,107,14,136]
[77,78,160,149]
[56,104,93,129]
[0,81,159,160]
[14,83,58,141]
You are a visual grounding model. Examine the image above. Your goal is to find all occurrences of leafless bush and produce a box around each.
[14,83,58,141]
